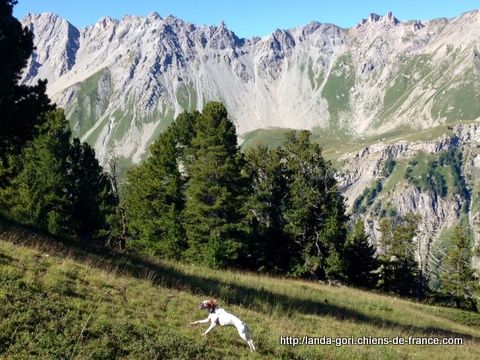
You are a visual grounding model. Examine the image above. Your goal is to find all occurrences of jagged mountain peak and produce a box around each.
[20,10,480,165]
[357,11,400,28]
[23,12,64,23]
[23,12,77,34]
[95,16,118,28]
[21,12,80,83]
[297,21,327,37]
[147,11,162,21]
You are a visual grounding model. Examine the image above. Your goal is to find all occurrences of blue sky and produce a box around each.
[14,0,480,38]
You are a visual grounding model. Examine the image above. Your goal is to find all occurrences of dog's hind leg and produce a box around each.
[238,324,255,352]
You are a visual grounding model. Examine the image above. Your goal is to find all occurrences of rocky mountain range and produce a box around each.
[21,10,480,164]
[19,10,480,275]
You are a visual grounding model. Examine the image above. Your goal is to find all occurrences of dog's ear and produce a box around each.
[210,298,218,307]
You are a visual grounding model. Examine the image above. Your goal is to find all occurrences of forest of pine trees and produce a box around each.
[0,0,478,311]
[121,106,355,278]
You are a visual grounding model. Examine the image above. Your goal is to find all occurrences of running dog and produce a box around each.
[189,298,256,352]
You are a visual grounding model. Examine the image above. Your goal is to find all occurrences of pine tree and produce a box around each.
[344,219,379,288]
[3,110,74,236]
[283,130,347,279]
[122,123,189,258]
[392,213,424,296]
[0,0,53,179]
[104,153,128,251]
[174,111,200,154]
[183,102,246,268]
[170,110,200,178]
[378,214,423,296]
[0,1,115,243]
[474,270,480,312]
[243,145,290,272]
[377,217,394,292]
[0,109,116,242]
[69,139,117,243]
[438,224,476,308]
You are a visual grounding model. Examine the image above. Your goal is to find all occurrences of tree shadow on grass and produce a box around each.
[1,218,479,343]
[0,251,13,264]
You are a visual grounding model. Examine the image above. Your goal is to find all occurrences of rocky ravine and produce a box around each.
[338,123,480,273]
[21,10,480,164]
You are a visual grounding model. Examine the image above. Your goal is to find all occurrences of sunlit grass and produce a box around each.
[1,222,480,359]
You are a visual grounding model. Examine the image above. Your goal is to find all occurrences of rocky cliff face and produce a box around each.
[338,123,480,274]
[21,10,480,164]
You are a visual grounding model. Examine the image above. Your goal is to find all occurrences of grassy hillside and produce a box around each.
[1,221,480,359]
[239,122,479,163]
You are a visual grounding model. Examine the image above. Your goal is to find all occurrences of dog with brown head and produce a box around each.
[199,298,218,312]
[190,297,255,351]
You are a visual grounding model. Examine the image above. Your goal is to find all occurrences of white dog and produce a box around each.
[189,298,256,352]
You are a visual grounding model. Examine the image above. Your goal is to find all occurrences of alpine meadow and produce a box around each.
[1,0,480,359]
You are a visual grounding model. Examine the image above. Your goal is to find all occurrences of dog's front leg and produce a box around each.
[190,317,209,326]
[202,322,216,336]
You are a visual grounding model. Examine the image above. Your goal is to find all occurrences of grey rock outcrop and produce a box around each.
[338,124,480,272]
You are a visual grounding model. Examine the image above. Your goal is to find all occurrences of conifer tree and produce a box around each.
[344,219,379,288]
[243,145,290,272]
[174,111,200,160]
[0,1,115,244]
[377,217,394,291]
[1,109,116,242]
[104,153,128,251]
[122,124,188,258]
[183,102,246,268]
[438,224,476,308]
[3,110,74,236]
[283,130,347,279]
[69,138,117,242]
[0,0,53,178]
[171,110,201,189]
[378,214,423,296]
